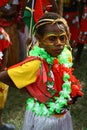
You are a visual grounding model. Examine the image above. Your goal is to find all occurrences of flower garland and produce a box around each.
[26,46,73,116]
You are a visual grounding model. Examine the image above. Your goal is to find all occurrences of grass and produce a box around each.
[2,87,28,130]
[71,44,87,130]
[2,45,87,130]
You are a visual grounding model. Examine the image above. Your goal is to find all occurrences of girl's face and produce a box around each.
[39,23,67,57]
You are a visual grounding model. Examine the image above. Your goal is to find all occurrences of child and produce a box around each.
[0,27,15,130]
[0,12,83,130]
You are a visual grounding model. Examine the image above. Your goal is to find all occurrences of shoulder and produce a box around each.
[8,56,41,69]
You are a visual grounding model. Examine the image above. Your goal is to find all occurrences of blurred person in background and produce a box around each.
[17,0,28,61]
[74,0,87,66]
[0,0,20,67]
[0,27,15,130]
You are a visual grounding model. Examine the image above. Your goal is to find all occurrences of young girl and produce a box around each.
[0,12,83,130]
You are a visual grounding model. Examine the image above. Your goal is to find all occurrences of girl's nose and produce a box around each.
[55,38,62,46]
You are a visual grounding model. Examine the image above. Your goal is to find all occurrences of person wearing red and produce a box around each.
[63,0,80,47]
[0,28,11,71]
[0,27,15,130]
[78,1,87,44]
[0,0,20,67]
[74,0,87,64]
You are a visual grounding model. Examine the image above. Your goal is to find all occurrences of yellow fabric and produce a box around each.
[8,60,41,89]
[0,82,9,108]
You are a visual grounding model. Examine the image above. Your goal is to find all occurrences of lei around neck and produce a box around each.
[29,46,72,67]
[26,46,73,116]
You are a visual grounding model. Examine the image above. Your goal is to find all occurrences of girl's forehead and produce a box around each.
[44,23,66,34]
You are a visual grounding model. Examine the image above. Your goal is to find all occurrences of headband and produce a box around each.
[34,18,69,31]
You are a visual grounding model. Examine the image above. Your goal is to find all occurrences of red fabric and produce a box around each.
[0,27,11,66]
[26,59,52,103]
[42,0,51,12]
[0,28,11,51]
[63,11,80,44]
[34,0,43,23]
[0,39,10,51]
[33,0,53,23]
[0,19,15,27]
[52,59,63,93]
[77,6,87,44]
[0,0,9,8]
[80,6,87,32]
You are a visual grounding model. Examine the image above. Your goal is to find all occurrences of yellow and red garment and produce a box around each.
[7,52,83,103]
[8,57,41,89]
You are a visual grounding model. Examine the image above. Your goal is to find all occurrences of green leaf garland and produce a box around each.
[26,46,72,116]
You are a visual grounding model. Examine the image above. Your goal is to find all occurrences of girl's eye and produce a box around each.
[59,35,66,42]
[48,36,57,41]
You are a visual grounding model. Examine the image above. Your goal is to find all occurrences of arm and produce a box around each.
[0,58,41,88]
[0,70,15,86]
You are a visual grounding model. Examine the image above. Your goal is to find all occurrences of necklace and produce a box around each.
[26,46,73,116]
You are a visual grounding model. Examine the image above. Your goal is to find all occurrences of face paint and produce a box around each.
[42,32,67,46]
[38,23,68,57]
